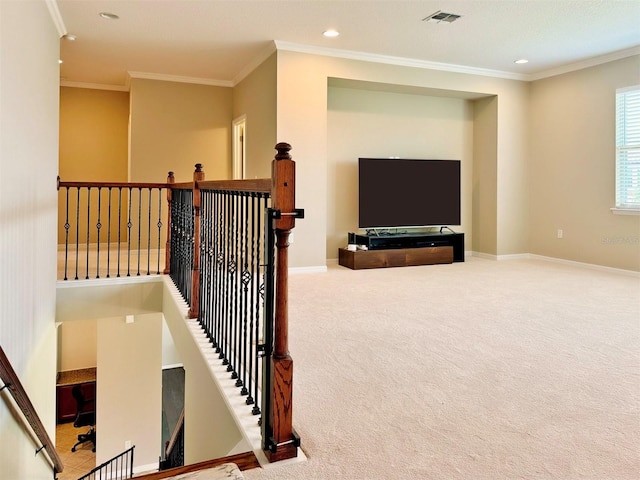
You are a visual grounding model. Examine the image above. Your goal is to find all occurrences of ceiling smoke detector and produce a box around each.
[423,11,462,23]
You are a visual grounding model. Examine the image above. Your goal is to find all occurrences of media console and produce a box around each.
[338,232,464,270]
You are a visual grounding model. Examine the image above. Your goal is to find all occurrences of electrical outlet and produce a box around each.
[557,229,563,239]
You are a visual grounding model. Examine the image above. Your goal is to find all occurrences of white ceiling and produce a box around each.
[56,0,640,88]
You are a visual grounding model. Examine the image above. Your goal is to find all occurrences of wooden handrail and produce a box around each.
[165,409,185,458]
[170,181,196,190]
[136,451,260,480]
[58,179,169,190]
[57,179,272,193]
[170,179,272,193]
[198,178,272,193]
[0,346,64,474]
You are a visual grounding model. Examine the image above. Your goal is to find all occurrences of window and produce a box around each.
[614,86,640,213]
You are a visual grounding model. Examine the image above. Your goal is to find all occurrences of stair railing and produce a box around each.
[56,180,168,280]
[0,346,64,476]
[77,445,135,480]
[160,409,184,470]
[167,143,302,461]
[56,142,302,462]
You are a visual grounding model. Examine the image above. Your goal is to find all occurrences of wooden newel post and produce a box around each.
[163,171,175,274]
[188,164,204,319]
[267,142,300,462]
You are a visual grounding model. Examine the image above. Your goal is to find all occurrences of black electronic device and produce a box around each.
[358,158,461,229]
[351,231,465,263]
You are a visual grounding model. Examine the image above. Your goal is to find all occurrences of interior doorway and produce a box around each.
[232,115,246,180]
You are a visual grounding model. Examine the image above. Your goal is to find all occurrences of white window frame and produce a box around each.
[612,85,640,215]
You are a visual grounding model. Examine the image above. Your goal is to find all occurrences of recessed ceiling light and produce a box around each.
[323,29,339,38]
[99,12,119,20]
[514,59,529,64]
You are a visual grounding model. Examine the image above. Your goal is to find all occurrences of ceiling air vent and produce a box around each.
[423,10,461,23]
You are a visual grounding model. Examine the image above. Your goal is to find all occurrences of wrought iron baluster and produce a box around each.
[220,192,229,363]
[137,187,142,276]
[246,193,257,406]
[75,187,80,280]
[63,187,70,281]
[96,187,102,278]
[127,187,133,277]
[199,191,210,338]
[253,194,265,415]
[107,187,113,278]
[229,192,239,378]
[147,188,152,275]
[210,190,216,336]
[188,190,194,304]
[156,188,163,274]
[214,191,224,353]
[117,187,123,277]
[209,191,218,349]
[235,192,244,385]
[85,187,91,279]
[240,193,250,394]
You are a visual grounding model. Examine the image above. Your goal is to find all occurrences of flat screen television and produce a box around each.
[358,158,461,229]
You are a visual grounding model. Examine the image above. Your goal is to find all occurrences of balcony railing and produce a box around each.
[57,142,302,463]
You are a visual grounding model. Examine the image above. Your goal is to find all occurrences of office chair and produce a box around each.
[71,384,96,452]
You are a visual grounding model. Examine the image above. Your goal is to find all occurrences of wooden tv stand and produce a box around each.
[339,246,453,270]
[338,232,464,270]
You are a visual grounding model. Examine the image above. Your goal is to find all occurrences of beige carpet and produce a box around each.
[245,257,639,480]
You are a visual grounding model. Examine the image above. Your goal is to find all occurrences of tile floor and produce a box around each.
[56,422,95,480]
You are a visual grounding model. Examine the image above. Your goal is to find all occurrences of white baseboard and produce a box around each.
[470,251,639,277]
[133,463,160,476]
[470,251,497,260]
[528,254,640,277]
[469,251,529,261]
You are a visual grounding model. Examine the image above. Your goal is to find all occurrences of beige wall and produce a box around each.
[530,56,640,271]
[97,314,162,471]
[129,79,233,183]
[276,51,529,268]
[59,87,129,181]
[233,53,277,179]
[472,96,499,255]
[0,2,60,479]
[58,87,130,243]
[327,86,474,257]
[56,279,247,467]
[58,320,98,371]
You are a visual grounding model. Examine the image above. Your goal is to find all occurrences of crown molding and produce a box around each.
[128,71,233,88]
[274,40,529,82]
[46,0,66,37]
[528,46,640,81]
[60,80,129,92]
[232,41,278,85]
